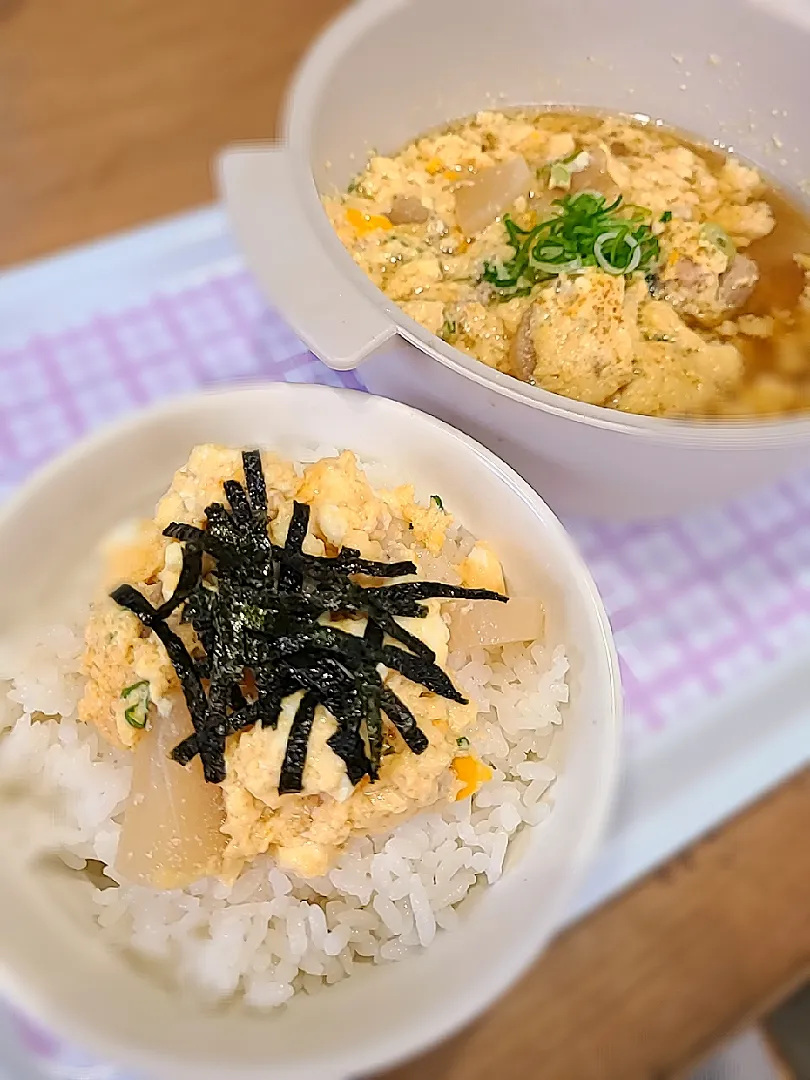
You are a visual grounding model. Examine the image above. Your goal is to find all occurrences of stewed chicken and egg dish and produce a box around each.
[325,109,810,418]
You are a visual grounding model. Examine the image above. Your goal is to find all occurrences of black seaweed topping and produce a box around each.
[278,692,318,795]
[111,450,506,792]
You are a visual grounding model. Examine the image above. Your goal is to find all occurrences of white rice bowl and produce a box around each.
[0,385,619,1080]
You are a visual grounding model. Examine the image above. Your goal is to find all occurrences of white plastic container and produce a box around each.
[0,384,620,1079]
[218,0,810,519]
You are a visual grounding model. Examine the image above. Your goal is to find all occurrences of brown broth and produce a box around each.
[744,190,810,315]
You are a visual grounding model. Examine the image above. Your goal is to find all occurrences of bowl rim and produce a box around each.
[0,382,623,1078]
[279,0,810,447]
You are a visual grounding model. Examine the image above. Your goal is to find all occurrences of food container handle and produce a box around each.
[217,144,396,370]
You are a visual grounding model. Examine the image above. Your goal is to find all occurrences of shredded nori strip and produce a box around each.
[381,645,466,702]
[111,583,220,781]
[223,479,253,528]
[242,449,268,520]
[278,693,318,794]
[278,501,308,595]
[380,687,429,755]
[111,450,507,793]
[156,543,202,619]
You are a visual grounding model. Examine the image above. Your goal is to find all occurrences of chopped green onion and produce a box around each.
[456,736,470,749]
[440,318,456,341]
[503,216,530,247]
[530,255,583,274]
[549,162,571,190]
[430,494,444,510]
[594,230,642,274]
[483,193,659,299]
[121,680,151,729]
[701,222,736,260]
[660,210,673,223]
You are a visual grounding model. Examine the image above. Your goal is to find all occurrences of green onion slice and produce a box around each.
[121,680,151,729]
[549,162,572,190]
[701,222,736,260]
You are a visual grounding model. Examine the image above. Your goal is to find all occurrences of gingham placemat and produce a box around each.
[3,265,810,1078]
[3,266,810,749]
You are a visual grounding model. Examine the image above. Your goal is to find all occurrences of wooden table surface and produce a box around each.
[3,2,810,1076]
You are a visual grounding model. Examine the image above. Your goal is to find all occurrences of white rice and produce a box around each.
[0,619,568,1010]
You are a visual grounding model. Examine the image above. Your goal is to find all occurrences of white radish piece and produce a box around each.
[117,694,226,888]
[454,156,532,236]
[447,596,545,651]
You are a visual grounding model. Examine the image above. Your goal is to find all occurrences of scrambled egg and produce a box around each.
[616,301,743,416]
[326,109,810,418]
[522,273,639,404]
[80,447,494,880]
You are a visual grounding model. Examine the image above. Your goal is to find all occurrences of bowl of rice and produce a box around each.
[0,383,620,1079]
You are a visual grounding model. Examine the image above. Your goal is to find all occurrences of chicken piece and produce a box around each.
[509,303,537,381]
[388,195,430,225]
[615,300,743,416]
[718,254,759,310]
[662,252,759,325]
[513,271,641,404]
[567,148,620,202]
[657,219,759,325]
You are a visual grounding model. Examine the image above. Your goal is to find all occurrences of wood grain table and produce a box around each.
[2,2,810,1077]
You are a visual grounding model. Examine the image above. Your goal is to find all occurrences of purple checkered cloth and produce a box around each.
[3,267,810,749]
[3,265,810,1077]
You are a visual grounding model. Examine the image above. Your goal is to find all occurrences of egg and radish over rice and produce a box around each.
[0,445,568,1008]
